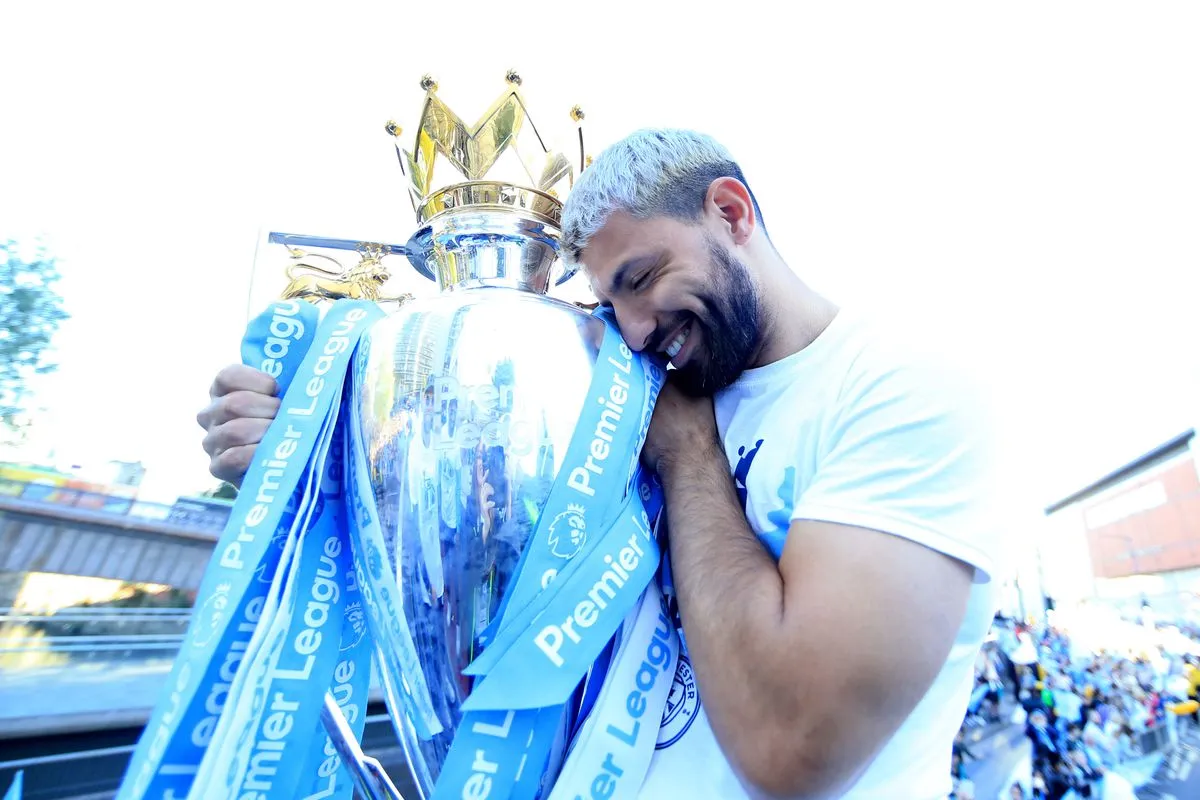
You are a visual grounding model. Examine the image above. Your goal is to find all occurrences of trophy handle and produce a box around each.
[320,694,407,800]
[284,246,348,276]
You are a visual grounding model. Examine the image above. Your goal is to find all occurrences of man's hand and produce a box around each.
[642,377,721,474]
[196,364,280,487]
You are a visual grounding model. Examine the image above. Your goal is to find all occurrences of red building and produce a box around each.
[1044,429,1200,619]
[1047,430,1200,579]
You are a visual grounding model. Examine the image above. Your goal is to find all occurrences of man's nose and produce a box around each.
[613,305,655,352]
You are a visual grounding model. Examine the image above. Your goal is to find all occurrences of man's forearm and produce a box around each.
[658,442,802,790]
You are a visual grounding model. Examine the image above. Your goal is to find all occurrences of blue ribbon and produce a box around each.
[117,300,380,800]
[427,706,566,800]
[3,771,22,800]
[461,493,661,711]
[297,418,374,800]
[240,299,321,393]
[548,584,678,800]
[211,427,355,798]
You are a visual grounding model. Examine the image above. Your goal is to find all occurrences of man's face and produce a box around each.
[578,210,763,396]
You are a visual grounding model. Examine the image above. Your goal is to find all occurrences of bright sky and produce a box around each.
[1,2,1197,527]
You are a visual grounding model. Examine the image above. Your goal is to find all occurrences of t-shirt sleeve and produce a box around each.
[789,351,1001,584]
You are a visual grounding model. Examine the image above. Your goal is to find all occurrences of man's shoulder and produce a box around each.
[727,307,983,419]
[790,308,1015,582]
[823,309,996,443]
[835,307,983,389]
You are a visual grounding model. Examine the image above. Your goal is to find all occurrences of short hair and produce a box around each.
[560,128,765,265]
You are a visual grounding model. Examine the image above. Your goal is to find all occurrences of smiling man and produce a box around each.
[560,129,1007,799]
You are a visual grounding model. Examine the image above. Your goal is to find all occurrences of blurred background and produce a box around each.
[1,2,1198,798]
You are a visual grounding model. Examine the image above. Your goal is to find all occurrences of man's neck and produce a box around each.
[748,249,840,369]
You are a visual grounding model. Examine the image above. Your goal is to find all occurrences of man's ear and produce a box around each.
[704,177,756,246]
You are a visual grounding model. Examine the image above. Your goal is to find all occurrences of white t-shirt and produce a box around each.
[639,308,1008,799]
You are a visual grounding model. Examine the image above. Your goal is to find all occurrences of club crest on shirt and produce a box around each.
[656,654,700,749]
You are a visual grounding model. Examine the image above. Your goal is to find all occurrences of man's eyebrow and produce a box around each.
[607,253,662,296]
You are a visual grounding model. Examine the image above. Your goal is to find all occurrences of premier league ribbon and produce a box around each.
[548,583,678,800]
[120,299,679,800]
[117,299,382,800]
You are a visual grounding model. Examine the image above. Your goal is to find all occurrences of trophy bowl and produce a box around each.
[350,278,606,794]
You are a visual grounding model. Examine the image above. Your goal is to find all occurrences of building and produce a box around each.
[107,460,147,488]
[1042,429,1200,623]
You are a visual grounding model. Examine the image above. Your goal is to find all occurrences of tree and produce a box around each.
[0,240,69,430]
[203,481,239,500]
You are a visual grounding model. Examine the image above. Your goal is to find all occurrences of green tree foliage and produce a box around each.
[0,239,69,428]
[203,481,239,500]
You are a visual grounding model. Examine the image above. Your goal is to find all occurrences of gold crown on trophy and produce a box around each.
[386,70,588,229]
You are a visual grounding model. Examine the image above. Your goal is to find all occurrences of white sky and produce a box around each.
[1,1,1198,528]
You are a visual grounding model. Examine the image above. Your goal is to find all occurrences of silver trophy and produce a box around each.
[292,71,608,799]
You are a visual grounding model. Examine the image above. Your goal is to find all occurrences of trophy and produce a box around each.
[315,71,670,800]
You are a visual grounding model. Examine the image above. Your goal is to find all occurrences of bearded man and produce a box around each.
[198,128,1006,799]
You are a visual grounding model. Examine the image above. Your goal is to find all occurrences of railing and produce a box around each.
[0,607,192,655]
[0,608,192,623]
[1,634,185,654]
[0,477,232,532]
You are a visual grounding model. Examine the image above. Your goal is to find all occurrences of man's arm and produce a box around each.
[659,442,974,799]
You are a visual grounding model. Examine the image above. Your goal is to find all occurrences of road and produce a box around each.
[1,652,408,799]
[1138,724,1200,800]
[0,707,417,800]
[959,716,1200,799]
[962,721,1031,798]
[0,655,173,738]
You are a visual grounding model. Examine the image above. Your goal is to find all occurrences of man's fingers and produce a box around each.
[210,364,278,401]
[210,444,258,487]
[202,417,272,458]
[198,364,280,487]
[201,391,282,429]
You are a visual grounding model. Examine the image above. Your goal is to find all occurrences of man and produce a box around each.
[198,129,1006,798]
[1026,709,1062,769]
[1188,655,1200,724]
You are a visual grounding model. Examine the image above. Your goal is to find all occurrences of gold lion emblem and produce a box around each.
[280,243,413,305]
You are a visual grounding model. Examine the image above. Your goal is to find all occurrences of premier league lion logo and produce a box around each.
[189,582,230,648]
[546,503,587,559]
[340,599,368,651]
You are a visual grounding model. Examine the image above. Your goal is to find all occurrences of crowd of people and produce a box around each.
[950,613,1200,800]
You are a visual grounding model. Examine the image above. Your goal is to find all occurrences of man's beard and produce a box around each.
[670,237,763,397]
